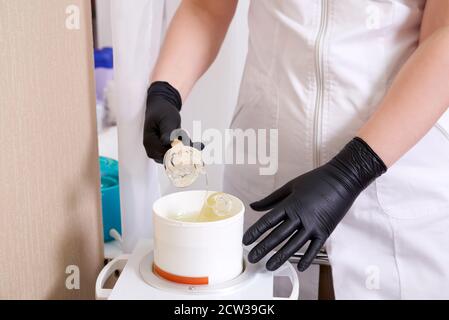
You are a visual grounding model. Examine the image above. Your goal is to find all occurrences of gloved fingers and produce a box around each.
[242,206,286,246]
[148,150,165,164]
[165,128,204,151]
[158,132,171,148]
[157,110,181,144]
[250,184,291,212]
[247,221,298,264]
[168,128,189,145]
[143,129,168,163]
[159,127,181,147]
[266,229,310,271]
[171,128,201,149]
[297,238,325,272]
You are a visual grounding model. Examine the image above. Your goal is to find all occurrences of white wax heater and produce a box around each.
[152,190,244,285]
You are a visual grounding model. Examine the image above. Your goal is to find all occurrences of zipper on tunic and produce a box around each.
[313,0,329,167]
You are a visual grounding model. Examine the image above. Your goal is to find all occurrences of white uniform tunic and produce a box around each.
[224,0,449,299]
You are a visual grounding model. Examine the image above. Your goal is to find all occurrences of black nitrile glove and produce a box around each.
[144,81,182,163]
[243,137,387,272]
[144,81,202,163]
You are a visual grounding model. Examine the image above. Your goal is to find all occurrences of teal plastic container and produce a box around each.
[99,157,121,242]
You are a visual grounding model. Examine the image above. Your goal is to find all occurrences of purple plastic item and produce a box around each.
[94,48,114,102]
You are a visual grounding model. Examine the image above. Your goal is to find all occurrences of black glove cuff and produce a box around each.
[352,137,387,174]
[147,81,182,111]
[330,137,387,191]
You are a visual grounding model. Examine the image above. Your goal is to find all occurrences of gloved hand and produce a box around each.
[144,81,204,163]
[243,137,387,272]
[144,81,183,163]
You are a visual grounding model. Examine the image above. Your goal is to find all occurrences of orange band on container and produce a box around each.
[153,264,209,285]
